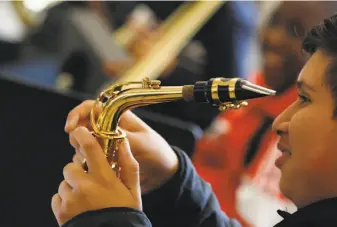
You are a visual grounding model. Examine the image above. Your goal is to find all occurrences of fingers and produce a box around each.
[72,153,84,166]
[119,111,149,132]
[69,133,80,150]
[65,100,102,133]
[70,134,85,166]
[71,127,113,178]
[70,133,103,164]
[58,180,72,199]
[118,140,141,203]
[63,163,88,188]
[118,140,140,192]
[122,130,142,153]
[51,193,62,224]
[65,100,149,134]
[65,100,94,132]
[70,132,85,164]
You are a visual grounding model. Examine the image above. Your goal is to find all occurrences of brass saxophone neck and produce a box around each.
[91,77,276,139]
[83,77,276,173]
[92,78,185,137]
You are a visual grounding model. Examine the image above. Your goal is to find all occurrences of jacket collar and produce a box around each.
[274,198,337,227]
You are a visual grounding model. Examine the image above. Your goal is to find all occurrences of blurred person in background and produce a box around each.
[94,1,258,130]
[192,2,337,227]
[23,1,257,130]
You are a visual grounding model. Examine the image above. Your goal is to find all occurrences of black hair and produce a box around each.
[302,14,337,116]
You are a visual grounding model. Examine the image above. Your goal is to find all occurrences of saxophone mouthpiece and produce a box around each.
[237,80,276,100]
[182,78,276,105]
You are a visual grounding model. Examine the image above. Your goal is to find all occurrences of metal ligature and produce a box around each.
[83,77,276,174]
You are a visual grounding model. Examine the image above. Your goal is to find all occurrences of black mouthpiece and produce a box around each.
[182,78,276,105]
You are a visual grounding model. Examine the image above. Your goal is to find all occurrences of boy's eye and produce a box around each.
[298,94,311,103]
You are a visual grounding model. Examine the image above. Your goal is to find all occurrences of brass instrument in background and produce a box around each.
[83,77,276,174]
[113,1,225,83]
[12,1,225,89]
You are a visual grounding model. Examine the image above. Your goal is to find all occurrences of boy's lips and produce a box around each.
[275,143,292,169]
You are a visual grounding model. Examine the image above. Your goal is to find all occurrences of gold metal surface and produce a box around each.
[228,78,238,99]
[211,78,239,105]
[211,78,221,102]
[85,77,250,174]
[84,77,185,173]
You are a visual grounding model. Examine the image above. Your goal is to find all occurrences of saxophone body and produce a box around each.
[88,78,186,173]
[85,77,276,174]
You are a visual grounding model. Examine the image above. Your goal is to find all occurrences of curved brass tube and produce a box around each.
[83,77,276,174]
[87,79,185,173]
[96,86,183,134]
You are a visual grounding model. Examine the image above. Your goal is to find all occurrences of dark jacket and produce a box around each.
[62,147,337,227]
[274,198,337,227]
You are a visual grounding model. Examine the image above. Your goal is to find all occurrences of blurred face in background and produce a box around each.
[261,2,333,92]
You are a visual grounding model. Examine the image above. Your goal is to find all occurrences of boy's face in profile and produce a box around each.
[272,50,337,208]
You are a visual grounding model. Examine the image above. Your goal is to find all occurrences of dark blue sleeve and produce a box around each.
[142,147,242,227]
[62,207,152,227]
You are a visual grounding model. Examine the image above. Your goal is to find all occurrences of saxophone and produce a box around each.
[83,77,276,175]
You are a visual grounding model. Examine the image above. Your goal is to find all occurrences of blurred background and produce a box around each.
[2,1,333,227]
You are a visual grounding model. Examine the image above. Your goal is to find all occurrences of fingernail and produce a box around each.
[65,115,79,131]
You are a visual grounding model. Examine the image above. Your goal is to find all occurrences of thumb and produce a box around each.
[118,139,141,202]
[119,111,149,132]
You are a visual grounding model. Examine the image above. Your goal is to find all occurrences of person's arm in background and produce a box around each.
[193,114,232,173]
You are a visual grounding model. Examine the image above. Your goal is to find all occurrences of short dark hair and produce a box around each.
[302,14,337,116]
